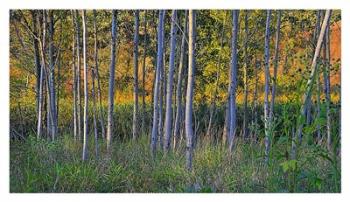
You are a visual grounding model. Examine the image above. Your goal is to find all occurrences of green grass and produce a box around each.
[10,133,340,193]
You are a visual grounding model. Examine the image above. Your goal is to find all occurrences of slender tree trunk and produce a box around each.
[82,10,88,161]
[264,10,272,163]
[107,10,118,153]
[158,43,166,149]
[151,10,165,156]
[37,10,46,139]
[292,10,331,160]
[163,10,177,152]
[31,11,41,116]
[269,10,281,121]
[91,69,99,159]
[322,11,332,151]
[228,10,239,153]
[132,10,140,140]
[173,11,188,150]
[243,11,249,141]
[93,9,106,140]
[185,10,196,171]
[74,10,82,141]
[48,10,57,140]
[141,10,148,136]
[72,11,78,141]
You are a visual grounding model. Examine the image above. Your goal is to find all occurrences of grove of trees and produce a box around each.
[9,9,341,193]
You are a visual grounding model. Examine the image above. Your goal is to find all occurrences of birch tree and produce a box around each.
[228,10,239,153]
[36,10,46,139]
[132,10,140,140]
[243,10,249,140]
[163,10,177,152]
[141,10,148,136]
[322,11,332,151]
[107,10,118,152]
[74,10,82,141]
[185,10,196,170]
[263,10,272,163]
[81,10,88,161]
[151,10,165,156]
[47,10,57,140]
[292,10,331,159]
[72,11,78,141]
[173,11,188,149]
[93,9,106,140]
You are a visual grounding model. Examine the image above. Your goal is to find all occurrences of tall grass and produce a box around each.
[10,132,340,193]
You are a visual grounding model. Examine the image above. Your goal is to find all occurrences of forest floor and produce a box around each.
[10,134,340,193]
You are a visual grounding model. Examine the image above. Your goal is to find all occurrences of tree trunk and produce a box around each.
[74,10,82,141]
[163,10,177,152]
[91,68,99,159]
[228,10,239,153]
[185,10,196,171]
[106,10,118,153]
[243,10,249,141]
[322,11,332,151]
[141,10,148,136]
[151,10,165,156]
[71,11,78,141]
[269,10,281,122]
[173,11,188,150]
[132,10,140,140]
[36,10,47,139]
[81,10,88,161]
[93,9,106,140]
[292,10,331,160]
[264,10,272,163]
[31,11,41,116]
[47,10,57,140]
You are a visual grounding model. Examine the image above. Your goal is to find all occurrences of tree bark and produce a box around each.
[93,9,106,140]
[151,10,165,156]
[107,10,118,153]
[322,11,332,151]
[292,10,331,160]
[81,10,88,161]
[243,10,249,141]
[173,11,188,150]
[185,10,196,171]
[74,10,82,141]
[91,68,99,159]
[132,10,140,140]
[47,10,57,140]
[228,10,239,153]
[71,11,78,141]
[36,10,47,139]
[163,10,177,152]
[264,10,272,163]
[141,10,148,136]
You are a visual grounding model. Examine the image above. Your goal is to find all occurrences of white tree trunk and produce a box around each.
[106,10,118,153]
[228,10,239,153]
[185,10,196,171]
[163,10,177,152]
[81,10,88,161]
[264,10,272,163]
[292,10,331,159]
[151,10,165,156]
